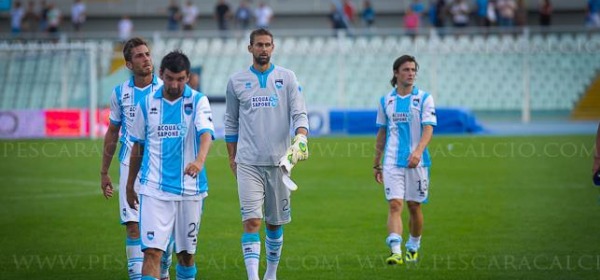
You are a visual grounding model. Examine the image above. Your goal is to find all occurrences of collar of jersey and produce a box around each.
[391,85,419,97]
[249,64,274,75]
[152,84,192,99]
[128,74,160,87]
[249,64,275,88]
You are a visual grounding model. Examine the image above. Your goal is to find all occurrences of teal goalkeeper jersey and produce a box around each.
[225,64,309,166]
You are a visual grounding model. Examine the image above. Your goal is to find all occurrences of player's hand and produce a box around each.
[184,160,204,178]
[126,184,138,210]
[285,134,309,165]
[228,159,237,178]
[373,166,383,184]
[101,173,114,199]
[407,151,422,168]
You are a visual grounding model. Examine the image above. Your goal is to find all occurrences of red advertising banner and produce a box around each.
[44,110,85,137]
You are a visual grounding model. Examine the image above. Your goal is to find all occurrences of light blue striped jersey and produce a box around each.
[224,64,309,166]
[129,85,215,200]
[108,75,163,166]
[376,86,437,167]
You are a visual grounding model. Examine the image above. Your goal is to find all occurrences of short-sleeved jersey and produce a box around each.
[109,75,163,166]
[376,86,437,168]
[129,85,215,200]
[224,64,309,166]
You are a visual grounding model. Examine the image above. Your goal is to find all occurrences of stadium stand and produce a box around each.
[1,31,599,113]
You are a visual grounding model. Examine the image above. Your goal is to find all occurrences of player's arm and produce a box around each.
[126,142,143,209]
[285,72,309,163]
[100,123,120,199]
[224,78,239,176]
[374,127,386,184]
[125,103,146,209]
[407,125,433,168]
[408,95,437,168]
[288,74,309,136]
[185,132,213,178]
[373,96,388,183]
[185,96,215,178]
[226,142,238,176]
[100,87,123,199]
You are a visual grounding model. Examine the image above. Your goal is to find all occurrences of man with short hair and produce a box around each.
[373,55,436,265]
[127,50,215,280]
[225,28,309,280]
[100,37,174,280]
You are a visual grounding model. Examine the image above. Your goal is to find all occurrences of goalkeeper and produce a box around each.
[224,28,309,280]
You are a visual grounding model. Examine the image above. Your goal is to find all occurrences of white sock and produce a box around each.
[407,235,421,252]
[160,236,175,279]
[126,237,143,280]
[242,233,261,280]
[264,228,283,280]
[386,233,402,254]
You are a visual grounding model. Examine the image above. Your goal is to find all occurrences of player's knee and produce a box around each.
[407,201,421,214]
[243,218,262,232]
[125,222,140,239]
[144,248,163,262]
[265,223,281,231]
[388,199,403,213]
[176,252,194,266]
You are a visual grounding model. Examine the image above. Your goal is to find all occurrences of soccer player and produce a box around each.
[225,28,309,280]
[100,37,174,280]
[373,55,436,265]
[126,50,214,280]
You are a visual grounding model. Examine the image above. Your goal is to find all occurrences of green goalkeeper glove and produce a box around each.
[285,134,308,165]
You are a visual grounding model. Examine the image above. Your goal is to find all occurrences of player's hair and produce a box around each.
[160,50,191,74]
[122,37,149,62]
[390,55,419,87]
[249,28,273,45]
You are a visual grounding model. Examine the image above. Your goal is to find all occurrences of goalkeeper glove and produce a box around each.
[285,134,308,165]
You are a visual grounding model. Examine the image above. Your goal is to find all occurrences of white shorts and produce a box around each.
[139,195,203,254]
[119,163,140,224]
[382,166,430,203]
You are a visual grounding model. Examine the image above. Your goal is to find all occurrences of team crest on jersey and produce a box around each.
[184,103,193,115]
[157,124,187,138]
[245,82,252,89]
[251,93,279,108]
[275,79,284,89]
[147,231,154,240]
[412,98,420,108]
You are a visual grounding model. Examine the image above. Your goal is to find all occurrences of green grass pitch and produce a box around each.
[1,135,599,279]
